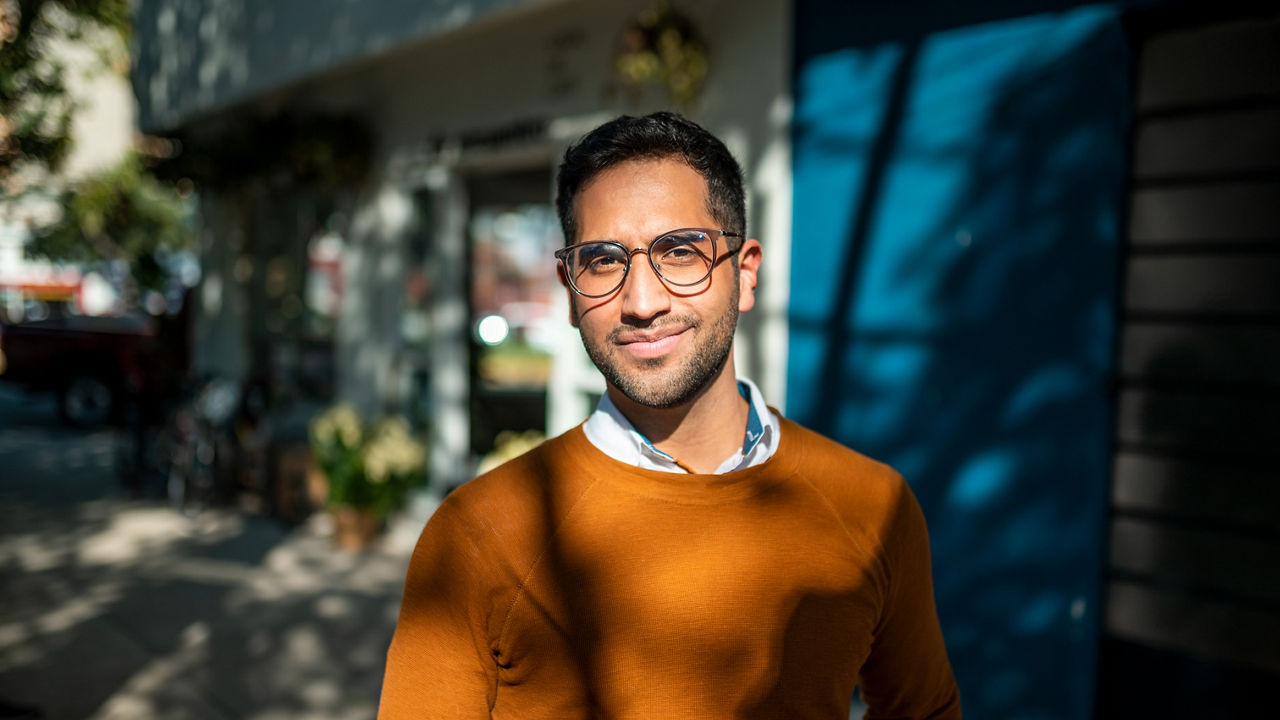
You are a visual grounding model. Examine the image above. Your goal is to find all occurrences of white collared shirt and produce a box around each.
[582,376,781,474]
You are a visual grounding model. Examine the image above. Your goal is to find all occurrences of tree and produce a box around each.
[31,152,193,296]
[3,0,192,304]
[1,0,130,190]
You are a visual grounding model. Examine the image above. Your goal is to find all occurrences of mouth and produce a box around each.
[614,328,688,360]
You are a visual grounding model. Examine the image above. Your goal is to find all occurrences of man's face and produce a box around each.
[564,157,760,409]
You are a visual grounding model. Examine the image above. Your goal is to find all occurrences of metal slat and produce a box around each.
[1115,388,1280,460]
[1137,17,1280,111]
[1133,107,1280,179]
[1106,579,1280,672]
[1111,452,1280,535]
[1129,182,1280,244]
[1124,255,1280,315]
[1119,323,1280,389]
[1108,516,1280,604]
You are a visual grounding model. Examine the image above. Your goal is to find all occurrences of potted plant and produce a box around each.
[308,404,426,552]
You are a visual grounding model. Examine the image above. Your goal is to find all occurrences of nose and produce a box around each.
[618,248,670,322]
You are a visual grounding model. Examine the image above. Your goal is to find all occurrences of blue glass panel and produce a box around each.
[790,5,1129,719]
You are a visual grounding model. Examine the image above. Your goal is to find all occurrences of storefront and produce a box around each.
[132,0,792,490]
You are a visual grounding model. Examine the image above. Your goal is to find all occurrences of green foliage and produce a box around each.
[1,0,131,187]
[2,1,176,303]
[309,405,427,520]
[613,2,708,107]
[29,153,195,293]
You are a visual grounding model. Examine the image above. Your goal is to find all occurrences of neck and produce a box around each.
[608,356,748,474]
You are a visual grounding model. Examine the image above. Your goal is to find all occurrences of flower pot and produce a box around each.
[306,461,329,510]
[332,505,381,553]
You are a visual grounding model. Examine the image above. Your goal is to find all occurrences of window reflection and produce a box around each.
[470,204,561,389]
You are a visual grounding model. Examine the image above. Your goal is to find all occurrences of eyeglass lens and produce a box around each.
[562,230,718,296]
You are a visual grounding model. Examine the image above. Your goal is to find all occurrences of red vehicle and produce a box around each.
[0,309,187,426]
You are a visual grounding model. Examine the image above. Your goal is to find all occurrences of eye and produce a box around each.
[653,232,711,265]
[577,244,626,274]
[587,255,620,271]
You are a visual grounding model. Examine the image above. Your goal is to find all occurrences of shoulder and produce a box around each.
[448,427,588,507]
[779,418,907,502]
[777,418,924,557]
[422,427,594,555]
[398,429,601,635]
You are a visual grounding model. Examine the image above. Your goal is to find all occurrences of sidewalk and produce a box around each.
[0,387,432,720]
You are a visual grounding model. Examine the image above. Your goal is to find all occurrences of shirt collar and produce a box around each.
[740,380,765,457]
[582,376,780,474]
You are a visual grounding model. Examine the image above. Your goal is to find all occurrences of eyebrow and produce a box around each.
[578,228,707,246]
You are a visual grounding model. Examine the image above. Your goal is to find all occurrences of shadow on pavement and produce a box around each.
[0,386,417,720]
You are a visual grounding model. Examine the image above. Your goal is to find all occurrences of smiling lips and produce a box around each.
[615,328,688,360]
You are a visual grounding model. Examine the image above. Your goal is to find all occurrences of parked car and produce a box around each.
[0,309,187,427]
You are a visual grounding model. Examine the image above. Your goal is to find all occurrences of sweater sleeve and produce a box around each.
[858,477,961,720]
[378,496,498,719]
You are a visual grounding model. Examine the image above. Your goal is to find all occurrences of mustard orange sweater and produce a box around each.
[379,418,960,719]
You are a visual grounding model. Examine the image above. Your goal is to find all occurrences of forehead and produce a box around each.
[574,157,712,242]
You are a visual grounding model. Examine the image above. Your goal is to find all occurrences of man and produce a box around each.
[379,112,960,719]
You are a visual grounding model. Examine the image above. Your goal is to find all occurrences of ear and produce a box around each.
[736,238,762,314]
[558,262,580,328]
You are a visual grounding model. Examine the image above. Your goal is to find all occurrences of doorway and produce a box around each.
[465,167,562,459]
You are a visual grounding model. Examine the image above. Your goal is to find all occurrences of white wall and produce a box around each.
[58,25,135,181]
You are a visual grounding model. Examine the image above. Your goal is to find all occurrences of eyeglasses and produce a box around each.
[555,228,743,298]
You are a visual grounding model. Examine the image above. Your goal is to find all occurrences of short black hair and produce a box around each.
[555,112,746,245]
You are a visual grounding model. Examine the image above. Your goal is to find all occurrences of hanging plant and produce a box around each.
[613,2,708,107]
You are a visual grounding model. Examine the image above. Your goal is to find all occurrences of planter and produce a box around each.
[306,461,329,510]
[332,505,382,553]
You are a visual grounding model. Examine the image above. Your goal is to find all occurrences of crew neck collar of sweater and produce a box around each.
[561,415,804,505]
[582,377,781,474]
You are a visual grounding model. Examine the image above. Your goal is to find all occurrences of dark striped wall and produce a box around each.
[1098,8,1280,716]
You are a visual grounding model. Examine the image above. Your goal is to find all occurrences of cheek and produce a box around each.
[571,292,620,328]
[574,310,609,345]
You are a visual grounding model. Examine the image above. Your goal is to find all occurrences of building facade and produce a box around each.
[132,0,793,491]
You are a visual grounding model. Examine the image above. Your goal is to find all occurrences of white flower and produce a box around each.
[331,405,362,448]
[476,430,544,475]
[361,416,426,484]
